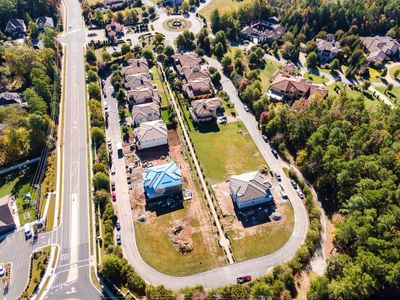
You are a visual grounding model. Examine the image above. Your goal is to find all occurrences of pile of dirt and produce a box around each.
[169,218,193,254]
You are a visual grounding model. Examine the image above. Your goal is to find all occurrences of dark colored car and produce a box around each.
[262,135,268,142]
[111,181,116,191]
[116,220,121,231]
[271,149,278,158]
[290,179,298,189]
[116,234,121,245]
[112,192,116,202]
[237,275,252,284]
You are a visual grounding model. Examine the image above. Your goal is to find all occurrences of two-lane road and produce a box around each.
[42,0,101,298]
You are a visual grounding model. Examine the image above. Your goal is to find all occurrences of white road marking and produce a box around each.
[66,193,78,283]
[65,286,77,295]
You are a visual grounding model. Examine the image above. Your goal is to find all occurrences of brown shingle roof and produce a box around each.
[190,97,222,120]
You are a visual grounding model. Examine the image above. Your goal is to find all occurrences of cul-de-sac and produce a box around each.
[0,0,399,299]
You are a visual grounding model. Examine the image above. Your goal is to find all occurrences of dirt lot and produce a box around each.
[213,174,295,261]
[129,129,225,275]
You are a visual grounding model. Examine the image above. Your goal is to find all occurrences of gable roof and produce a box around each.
[126,86,161,104]
[174,52,202,73]
[183,79,214,98]
[270,65,328,99]
[190,97,222,119]
[143,161,181,191]
[36,16,54,29]
[132,102,160,121]
[0,197,15,231]
[182,66,210,83]
[134,119,167,143]
[230,171,272,203]
[5,19,26,34]
[0,92,25,107]
[124,73,152,90]
[316,38,341,53]
[361,36,400,55]
[122,58,149,77]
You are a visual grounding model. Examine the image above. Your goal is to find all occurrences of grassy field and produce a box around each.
[326,82,381,112]
[151,65,170,107]
[0,165,37,225]
[199,0,244,22]
[259,59,282,91]
[20,246,51,299]
[227,202,294,261]
[135,202,224,276]
[304,72,329,84]
[389,65,400,82]
[376,86,400,106]
[190,121,266,184]
[366,67,382,82]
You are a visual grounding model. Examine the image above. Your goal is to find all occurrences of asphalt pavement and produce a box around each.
[0,230,54,299]
[41,0,102,298]
[102,60,309,289]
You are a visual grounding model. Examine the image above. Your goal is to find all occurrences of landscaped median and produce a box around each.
[20,246,51,300]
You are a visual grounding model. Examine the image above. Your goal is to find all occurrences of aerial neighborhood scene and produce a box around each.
[0,0,399,299]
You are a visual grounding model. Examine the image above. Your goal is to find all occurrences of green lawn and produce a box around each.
[259,59,282,91]
[161,108,170,123]
[304,72,329,84]
[135,201,224,276]
[190,121,266,184]
[199,0,243,22]
[366,67,382,83]
[0,166,37,225]
[376,86,400,106]
[151,65,170,107]
[228,202,294,261]
[389,65,400,82]
[326,82,381,112]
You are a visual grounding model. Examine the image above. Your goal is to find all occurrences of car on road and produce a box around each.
[262,135,268,142]
[111,164,116,175]
[274,172,281,181]
[107,138,112,150]
[237,275,252,284]
[271,149,278,158]
[297,190,304,199]
[103,101,109,112]
[87,32,97,37]
[0,265,5,277]
[111,181,115,191]
[112,192,116,202]
[115,220,121,231]
[116,234,121,245]
[290,179,297,189]
[280,190,288,200]
[243,104,249,112]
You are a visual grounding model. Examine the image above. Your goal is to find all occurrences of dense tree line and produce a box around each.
[0,0,58,32]
[262,93,400,299]
[0,28,61,166]
[209,0,400,43]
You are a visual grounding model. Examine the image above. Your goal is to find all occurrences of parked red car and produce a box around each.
[237,275,252,284]
[112,192,116,202]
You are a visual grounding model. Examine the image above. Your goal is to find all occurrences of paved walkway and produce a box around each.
[0,157,40,176]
